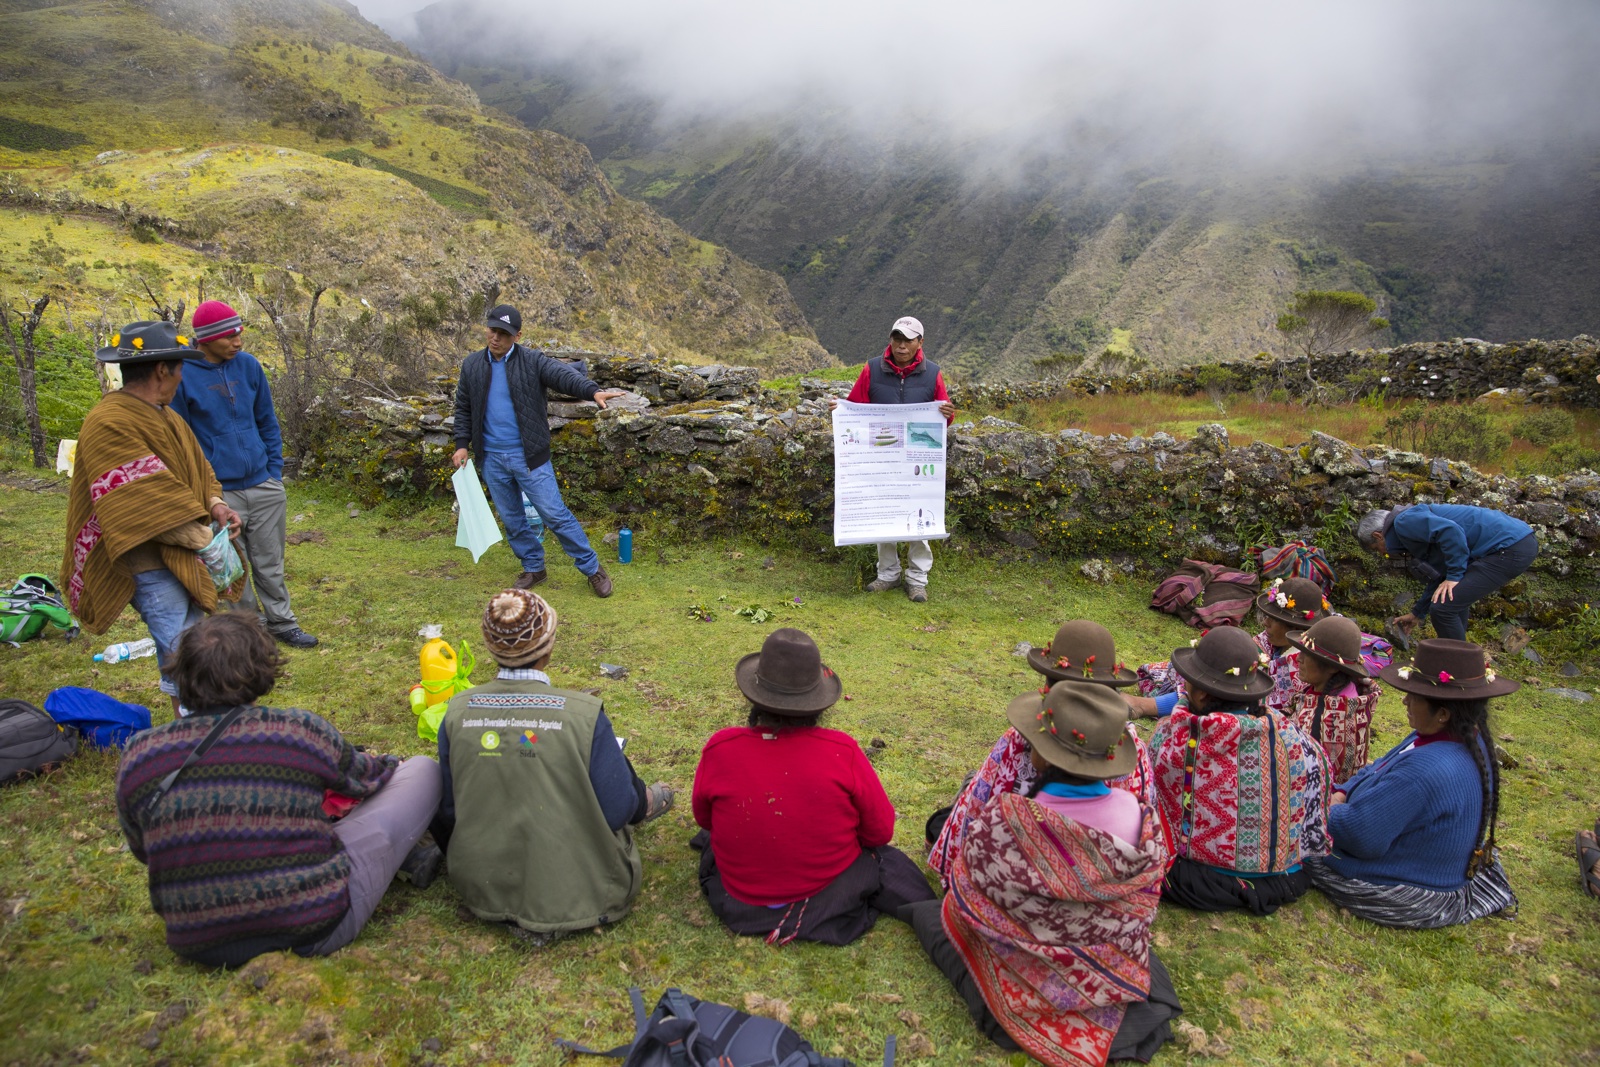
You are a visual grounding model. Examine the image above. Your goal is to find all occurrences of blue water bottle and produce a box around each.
[618,528,633,564]
[520,492,546,543]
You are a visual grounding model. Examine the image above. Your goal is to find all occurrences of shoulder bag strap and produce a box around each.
[142,705,247,814]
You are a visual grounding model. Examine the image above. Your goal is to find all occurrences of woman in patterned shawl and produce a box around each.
[905,682,1179,1067]
[1284,616,1382,782]
[926,621,1167,890]
[1148,626,1332,915]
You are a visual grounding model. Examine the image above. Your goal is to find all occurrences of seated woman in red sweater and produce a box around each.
[690,627,934,944]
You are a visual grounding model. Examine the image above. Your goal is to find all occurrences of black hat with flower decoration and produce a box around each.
[1170,624,1276,700]
[95,321,192,363]
[1005,678,1137,778]
[1378,638,1519,700]
[1255,576,1332,627]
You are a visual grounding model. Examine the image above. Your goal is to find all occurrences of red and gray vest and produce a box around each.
[866,355,942,405]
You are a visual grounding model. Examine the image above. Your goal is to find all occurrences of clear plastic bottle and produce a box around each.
[520,492,546,543]
[95,637,157,664]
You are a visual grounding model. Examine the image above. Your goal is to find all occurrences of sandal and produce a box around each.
[1576,829,1600,900]
[642,782,675,823]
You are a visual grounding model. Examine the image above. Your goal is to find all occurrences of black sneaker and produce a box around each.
[273,626,319,648]
[398,843,442,890]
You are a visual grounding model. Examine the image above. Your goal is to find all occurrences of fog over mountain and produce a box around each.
[361,0,1599,169]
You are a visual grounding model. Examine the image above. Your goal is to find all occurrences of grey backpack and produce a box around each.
[0,699,78,783]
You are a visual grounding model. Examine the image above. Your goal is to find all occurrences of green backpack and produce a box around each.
[0,574,78,646]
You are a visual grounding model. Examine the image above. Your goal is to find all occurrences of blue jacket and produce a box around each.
[1324,733,1491,891]
[169,352,284,491]
[1384,504,1533,618]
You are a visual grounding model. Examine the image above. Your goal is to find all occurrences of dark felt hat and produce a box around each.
[1286,616,1369,679]
[1256,577,1331,627]
[735,627,842,715]
[1171,625,1275,701]
[1005,680,1136,779]
[1027,619,1138,686]
[485,304,522,333]
[1378,638,1519,700]
[95,321,191,363]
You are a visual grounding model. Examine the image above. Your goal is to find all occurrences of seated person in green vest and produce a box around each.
[435,589,674,946]
[690,627,936,944]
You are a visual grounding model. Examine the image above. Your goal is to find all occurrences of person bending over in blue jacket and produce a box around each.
[1357,504,1537,642]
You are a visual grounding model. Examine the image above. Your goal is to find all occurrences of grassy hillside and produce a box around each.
[0,0,832,374]
[1,472,1597,1065]
[409,6,1600,378]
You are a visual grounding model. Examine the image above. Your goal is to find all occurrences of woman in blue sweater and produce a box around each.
[1306,638,1518,928]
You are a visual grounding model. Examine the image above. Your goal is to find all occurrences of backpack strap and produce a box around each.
[552,987,651,1059]
[142,706,247,814]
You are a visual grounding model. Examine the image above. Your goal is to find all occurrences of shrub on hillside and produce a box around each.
[1516,408,1575,446]
[1382,402,1510,465]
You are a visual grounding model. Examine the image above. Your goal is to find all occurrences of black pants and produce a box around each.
[690,830,934,946]
[1161,857,1312,916]
[904,899,1181,1062]
[1427,532,1538,641]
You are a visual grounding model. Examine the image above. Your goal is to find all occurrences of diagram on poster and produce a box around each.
[831,400,948,546]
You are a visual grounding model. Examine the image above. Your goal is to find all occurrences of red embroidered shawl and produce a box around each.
[1286,679,1381,784]
[943,792,1167,1067]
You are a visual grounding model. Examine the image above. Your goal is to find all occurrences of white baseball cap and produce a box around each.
[890,316,924,339]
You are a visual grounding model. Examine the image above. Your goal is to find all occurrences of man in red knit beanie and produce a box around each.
[170,300,316,647]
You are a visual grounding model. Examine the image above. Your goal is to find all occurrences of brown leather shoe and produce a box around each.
[587,566,613,598]
[513,570,547,590]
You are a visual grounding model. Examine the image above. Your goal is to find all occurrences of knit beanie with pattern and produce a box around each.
[481,589,558,667]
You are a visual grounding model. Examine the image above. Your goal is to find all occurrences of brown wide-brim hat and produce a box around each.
[1378,638,1519,700]
[1006,680,1137,779]
[1171,625,1275,701]
[1256,577,1332,627]
[1026,619,1139,686]
[1286,616,1369,679]
[735,627,842,715]
[95,320,192,363]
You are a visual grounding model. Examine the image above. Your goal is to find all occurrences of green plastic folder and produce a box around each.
[452,459,503,562]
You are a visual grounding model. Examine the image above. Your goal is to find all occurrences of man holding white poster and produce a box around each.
[830,316,955,603]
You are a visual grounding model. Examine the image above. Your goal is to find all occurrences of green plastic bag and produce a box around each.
[452,459,503,562]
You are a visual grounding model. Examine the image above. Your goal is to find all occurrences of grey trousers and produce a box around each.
[223,479,297,630]
[300,757,443,956]
[877,540,934,587]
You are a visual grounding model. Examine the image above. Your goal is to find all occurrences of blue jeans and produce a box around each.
[130,568,206,697]
[481,452,598,575]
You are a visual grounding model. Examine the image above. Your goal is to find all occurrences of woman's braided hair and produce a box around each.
[1441,696,1499,879]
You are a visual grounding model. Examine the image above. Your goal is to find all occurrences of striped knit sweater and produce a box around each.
[115,705,398,967]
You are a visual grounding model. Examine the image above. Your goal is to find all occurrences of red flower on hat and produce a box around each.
[1069,728,1087,744]
[1056,656,1071,669]
[1438,670,1453,684]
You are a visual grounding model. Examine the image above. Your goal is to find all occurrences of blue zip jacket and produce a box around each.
[1384,504,1533,618]
[169,352,284,491]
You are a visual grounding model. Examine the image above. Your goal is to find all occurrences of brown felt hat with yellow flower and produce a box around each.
[95,320,191,363]
[1255,577,1331,627]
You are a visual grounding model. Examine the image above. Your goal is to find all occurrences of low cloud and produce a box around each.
[360,0,1600,166]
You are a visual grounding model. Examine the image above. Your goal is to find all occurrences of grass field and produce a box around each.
[1,473,1597,1067]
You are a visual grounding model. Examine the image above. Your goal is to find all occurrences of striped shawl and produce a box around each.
[943,792,1167,1067]
[115,706,398,965]
[1149,700,1332,874]
[61,391,229,633]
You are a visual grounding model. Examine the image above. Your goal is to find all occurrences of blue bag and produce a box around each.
[44,687,152,748]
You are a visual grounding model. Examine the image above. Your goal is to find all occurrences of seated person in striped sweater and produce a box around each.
[115,613,442,968]
[1306,639,1518,928]
[1147,626,1332,915]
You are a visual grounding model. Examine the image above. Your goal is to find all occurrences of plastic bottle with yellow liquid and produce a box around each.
[419,626,456,698]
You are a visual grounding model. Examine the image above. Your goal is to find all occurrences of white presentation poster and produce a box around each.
[831,400,949,546]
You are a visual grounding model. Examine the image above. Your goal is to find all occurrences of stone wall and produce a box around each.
[300,352,1600,625]
[947,335,1600,408]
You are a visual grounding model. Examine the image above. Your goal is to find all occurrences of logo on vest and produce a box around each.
[516,729,539,757]
[480,730,501,750]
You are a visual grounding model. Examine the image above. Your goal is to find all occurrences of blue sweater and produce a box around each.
[169,352,284,491]
[1324,733,1489,891]
[1384,505,1533,619]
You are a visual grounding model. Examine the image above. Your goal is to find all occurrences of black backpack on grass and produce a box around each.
[0,699,78,784]
[559,987,892,1067]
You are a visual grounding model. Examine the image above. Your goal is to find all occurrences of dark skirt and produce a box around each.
[904,898,1181,1062]
[1305,854,1517,929]
[1161,856,1312,916]
[690,829,934,946]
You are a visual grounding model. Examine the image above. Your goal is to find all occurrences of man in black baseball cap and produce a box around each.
[451,305,627,596]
